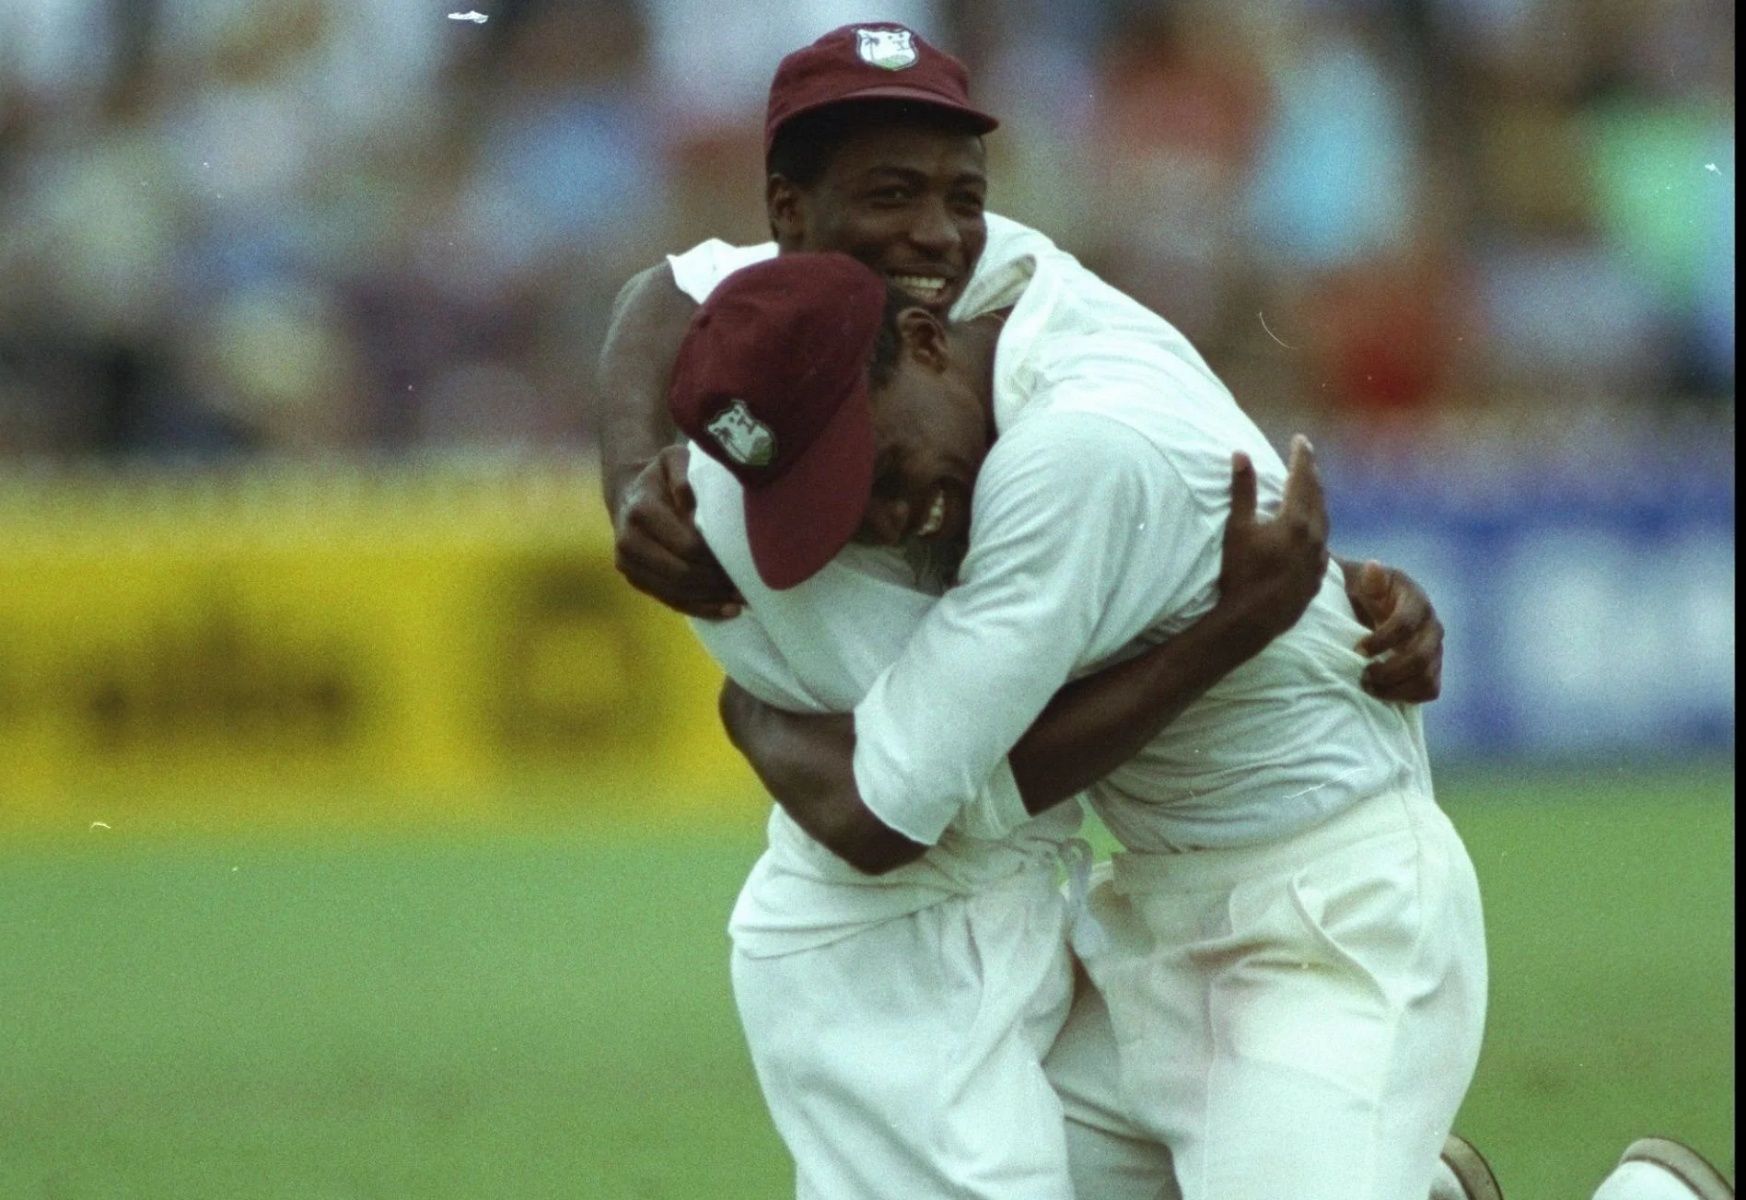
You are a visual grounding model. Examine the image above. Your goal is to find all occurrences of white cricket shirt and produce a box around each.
[670,215,1084,958]
[846,228,1435,852]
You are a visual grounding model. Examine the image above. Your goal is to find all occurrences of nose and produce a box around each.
[907,200,959,256]
[861,498,910,545]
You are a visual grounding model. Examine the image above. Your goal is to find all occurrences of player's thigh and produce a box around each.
[1047,962,1181,1200]
[1171,971,1472,1200]
[1104,818,1484,1200]
[731,896,1075,1199]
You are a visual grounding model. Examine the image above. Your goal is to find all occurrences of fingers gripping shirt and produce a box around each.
[852,412,1203,844]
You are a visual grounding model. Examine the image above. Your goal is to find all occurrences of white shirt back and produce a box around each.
[848,231,1434,852]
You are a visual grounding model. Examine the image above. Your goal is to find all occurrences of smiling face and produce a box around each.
[853,305,992,548]
[768,108,989,316]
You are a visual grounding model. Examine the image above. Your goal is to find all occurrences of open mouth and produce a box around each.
[916,487,947,538]
[888,272,953,307]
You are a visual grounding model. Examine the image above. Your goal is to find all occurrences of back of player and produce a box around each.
[828,231,1485,1200]
[1006,256,1436,848]
[991,247,1486,1200]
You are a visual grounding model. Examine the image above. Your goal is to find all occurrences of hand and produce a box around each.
[1346,560,1443,702]
[613,445,745,619]
[1216,434,1330,646]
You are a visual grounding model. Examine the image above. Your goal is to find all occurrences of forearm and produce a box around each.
[722,593,1275,852]
[1008,602,1276,813]
[719,686,926,874]
[594,264,697,513]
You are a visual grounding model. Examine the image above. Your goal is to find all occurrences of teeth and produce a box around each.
[891,274,947,297]
[918,489,945,537]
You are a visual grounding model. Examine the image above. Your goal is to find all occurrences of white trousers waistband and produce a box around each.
[1111,788,1446,895]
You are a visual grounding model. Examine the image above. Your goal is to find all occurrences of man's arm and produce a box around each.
[717,437,1330,875]
[594,264,743,619]
[719,683,927,874]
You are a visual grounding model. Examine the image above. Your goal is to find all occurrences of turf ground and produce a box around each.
[2,763,1732,1200]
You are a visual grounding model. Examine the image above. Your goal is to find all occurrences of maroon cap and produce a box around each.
[668,253,888,590]
[764,23,998,155]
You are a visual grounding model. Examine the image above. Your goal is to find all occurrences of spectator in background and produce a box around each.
[0,0,189,454]
[0,0,1730,461]
[1578,1,1736,401]
[1430,0,1734,408]
[1241,4,1466,428]
[1083,4,1266,349]
[158,0,391,451]
[959,0,1106,252]
[1690,136,1734,393]
[394,1,662,449]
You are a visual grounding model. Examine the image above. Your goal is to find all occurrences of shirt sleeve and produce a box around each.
[851,411,1204,844]
[686,450,1032,841]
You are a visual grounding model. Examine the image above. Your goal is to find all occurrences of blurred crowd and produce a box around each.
[0,0,1733,462]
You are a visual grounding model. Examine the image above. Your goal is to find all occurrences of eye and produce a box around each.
[950,190,985,216]
[869,185,913,204]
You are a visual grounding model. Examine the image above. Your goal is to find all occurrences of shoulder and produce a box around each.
[977,411,1169,524]
[991,408,1163,475]
[666,238,779,304]
[983,211,1059,258]
[608,259,695,326]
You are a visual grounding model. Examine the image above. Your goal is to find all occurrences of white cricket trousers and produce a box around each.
[1048,788,1488,1200]
[730,867,1078,1200]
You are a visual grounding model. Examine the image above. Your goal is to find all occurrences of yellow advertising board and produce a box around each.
[0,464,754,827]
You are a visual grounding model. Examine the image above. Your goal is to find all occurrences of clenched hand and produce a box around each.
[612,444,745,620]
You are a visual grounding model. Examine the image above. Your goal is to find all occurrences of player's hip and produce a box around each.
[731,874,1076,1060]
[730,883,1078,1197]
[1077,787,1486,1026]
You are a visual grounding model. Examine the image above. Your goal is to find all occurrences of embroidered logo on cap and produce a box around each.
[706,399,777,467]
[855,27,918,70]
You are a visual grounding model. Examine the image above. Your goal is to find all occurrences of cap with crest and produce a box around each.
[667,253,889,590]
[764,23,998,155]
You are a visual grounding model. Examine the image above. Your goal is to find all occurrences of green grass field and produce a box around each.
[2,764,1732,1199]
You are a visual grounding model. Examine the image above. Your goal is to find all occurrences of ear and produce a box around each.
[895,307,950,372]
[767,176,805,250]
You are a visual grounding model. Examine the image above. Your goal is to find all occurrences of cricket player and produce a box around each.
[598,25,1732,1200]
[595,20,1466,1198]
[672,247,1487,1200]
